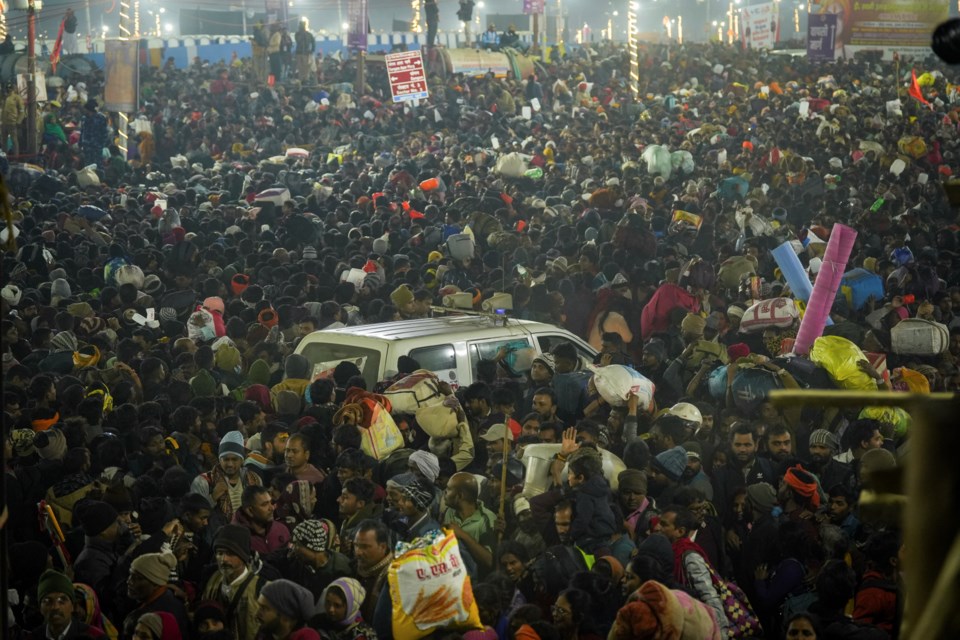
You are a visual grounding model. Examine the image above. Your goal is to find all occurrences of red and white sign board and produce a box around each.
[386,50,429,103]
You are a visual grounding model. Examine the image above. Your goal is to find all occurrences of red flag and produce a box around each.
[910,69,930,106]
[50,19,65,73]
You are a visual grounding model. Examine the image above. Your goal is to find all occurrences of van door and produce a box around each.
[407,343,462,390]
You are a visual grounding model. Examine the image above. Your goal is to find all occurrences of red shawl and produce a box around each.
[672,536,714,585]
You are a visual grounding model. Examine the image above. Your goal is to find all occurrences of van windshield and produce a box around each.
[300,342,382,386]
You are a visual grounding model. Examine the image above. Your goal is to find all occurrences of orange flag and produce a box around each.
[909,69,930,106]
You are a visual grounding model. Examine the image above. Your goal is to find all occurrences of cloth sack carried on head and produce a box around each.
[384,370,446,414]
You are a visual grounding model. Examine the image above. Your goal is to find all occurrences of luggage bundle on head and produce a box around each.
[588,365,655,411]
[729,366,783,415]
[447,233,475,261]
[385,370,448,414]
[416,396,466,439]
[891,318,949,356]
[388,529,483,639]
[739,298,799,333]
[841,268,884,312]
[494,152,530,178]
[334,388,403,460]
[717,255,759,290]
[76,165,100,187]
[809,335,878,390]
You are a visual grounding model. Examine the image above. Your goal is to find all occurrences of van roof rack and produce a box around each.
[428,305,513,326]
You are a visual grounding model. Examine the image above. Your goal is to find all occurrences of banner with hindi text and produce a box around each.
[810,0,948,52]
[807,13,837,61]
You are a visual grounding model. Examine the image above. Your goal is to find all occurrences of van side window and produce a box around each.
[537,335,595,368]
[408,344,457,373]
[469,339,532,376]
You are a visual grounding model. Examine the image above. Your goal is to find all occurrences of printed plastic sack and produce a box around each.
[388,529,483,639]
[809,336,878,390]
[385,370,446,414]
[588,365,655,411]
[334,389,403,460]
[739,298,799,333]
[730,366,783,416]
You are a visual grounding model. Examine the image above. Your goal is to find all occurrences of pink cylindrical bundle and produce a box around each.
[823,223,858,263]
[793,224,858,355]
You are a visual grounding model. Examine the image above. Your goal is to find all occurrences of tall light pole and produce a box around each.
[627,1,638,96]
[26,0,38,157]
[118,0,131,155]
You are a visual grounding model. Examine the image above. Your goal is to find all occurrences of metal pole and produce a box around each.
[85,0,93,50]
[356,49,365,96]
[242,0,248,36]
[26,0,38,158]
[118,0,131,156]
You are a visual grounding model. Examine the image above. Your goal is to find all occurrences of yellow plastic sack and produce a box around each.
[389,529,483,639]
[892,367,930,394]
[860,406,911,438]
[897,136,927,160]
[809,336,878,390]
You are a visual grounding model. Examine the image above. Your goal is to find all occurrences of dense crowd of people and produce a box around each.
[2,34,956,640]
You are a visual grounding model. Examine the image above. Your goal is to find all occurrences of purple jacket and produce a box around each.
[231,509,291,555]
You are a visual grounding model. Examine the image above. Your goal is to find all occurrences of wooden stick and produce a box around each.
[497,417,511,546]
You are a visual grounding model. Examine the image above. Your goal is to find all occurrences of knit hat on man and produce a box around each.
[260,579,316,622]
[532,353,555,375]
[219,430,246,460]
[214,524,251,564]
[37,569,76,603]
[618,469,648,495]
[651,446,687,483]
[746,482,778,515]
[809,429,839,453]
[292,519,331,553]
[77,500,119,537]
[131,552,177,586]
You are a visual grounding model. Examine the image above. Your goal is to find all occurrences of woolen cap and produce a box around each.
[37,569,75,603]
[214,524,251,564]
[130,552,177,586]
[260,579,316,622]
[809,429,839,453]
[77,500,119,537]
